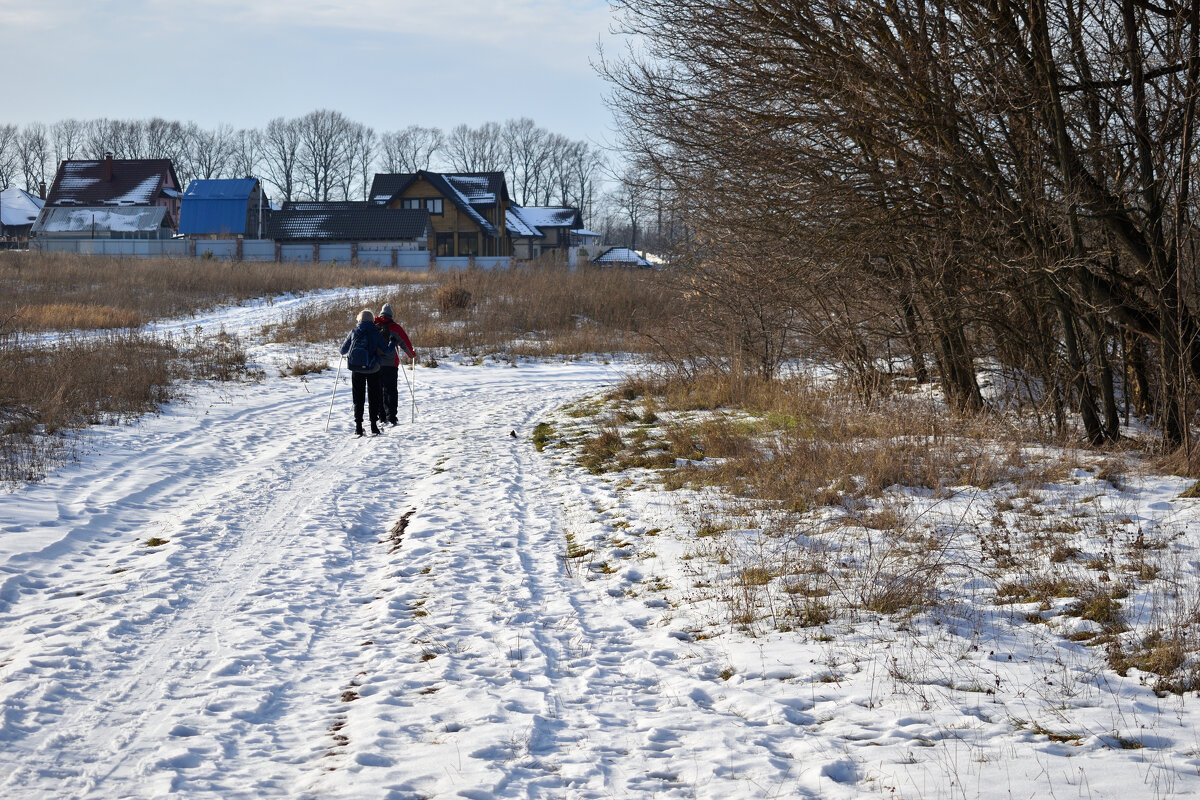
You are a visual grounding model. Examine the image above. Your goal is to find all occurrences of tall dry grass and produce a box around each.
[0,329,256,484]
[0,251,429,333]
[266,264,675,357]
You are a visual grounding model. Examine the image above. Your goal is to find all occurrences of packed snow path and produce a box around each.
[1,354,833,799]
[6,296,1200,799]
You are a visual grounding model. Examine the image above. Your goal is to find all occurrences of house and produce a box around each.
[370,171,511,258]
[179,179,269,239]
[0,186,45,246]
[264,202,432,247]
[592,246,653,268]
[35,154,182,239]
[505,205,584,260]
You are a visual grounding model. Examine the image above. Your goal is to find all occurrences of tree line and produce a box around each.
[0,112,606,219]
[604,0,1200,454]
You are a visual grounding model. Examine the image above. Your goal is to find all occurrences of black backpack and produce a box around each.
[346,329,377,371]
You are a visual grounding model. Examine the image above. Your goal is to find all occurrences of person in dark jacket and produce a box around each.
[373,303,417,426]
[340,309,392,437]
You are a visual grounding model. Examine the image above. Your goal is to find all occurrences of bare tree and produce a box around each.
[297,109,354,201]
[18,124,52,194]
[345,124,377,200]
[445,122,503,172]
[502,118,550,205]
[228,128,263,179]
[51,119,87,165]
[262,116,303,202]
[379,126,444,173]
[0,125,19,189]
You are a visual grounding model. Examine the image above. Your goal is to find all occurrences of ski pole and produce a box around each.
[399,352,419,420]
[324,357,343,432]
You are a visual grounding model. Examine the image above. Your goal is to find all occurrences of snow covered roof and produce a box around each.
[593,247,653,267]
[46,158,179,207]
[512,206,582,229]
[0,187,45,227]
[32,206,169,234]
[571,228,600,238]
[505,207,543,239]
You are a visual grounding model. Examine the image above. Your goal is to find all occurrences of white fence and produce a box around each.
[31,237,515,270]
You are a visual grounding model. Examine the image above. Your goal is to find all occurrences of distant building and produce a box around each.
[179,179,269,239]
[506,205,585,260]
[35,154,182,240]
[0,187,45,246]
[370,171,511,258]
[592,246,653,268]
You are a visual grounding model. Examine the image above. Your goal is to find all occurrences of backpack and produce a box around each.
[346,329,377,371]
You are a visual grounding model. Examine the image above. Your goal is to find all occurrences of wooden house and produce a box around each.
[369,171,511,258]
[506,205,585,260]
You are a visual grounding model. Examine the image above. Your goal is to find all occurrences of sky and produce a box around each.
[0,0,622,147]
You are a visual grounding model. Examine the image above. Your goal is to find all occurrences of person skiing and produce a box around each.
[339,309,391,437]
[373,303,416,427]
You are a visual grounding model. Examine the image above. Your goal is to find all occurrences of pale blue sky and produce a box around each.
[1,0,619,145]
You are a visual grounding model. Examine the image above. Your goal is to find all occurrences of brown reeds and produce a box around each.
[0,251,429,333]
[266,264,675,357]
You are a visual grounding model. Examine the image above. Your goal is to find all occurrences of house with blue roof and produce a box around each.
[179,178,268,239]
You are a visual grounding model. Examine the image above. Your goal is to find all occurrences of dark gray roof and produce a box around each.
[264,205,432,241]
[593,247,653,267]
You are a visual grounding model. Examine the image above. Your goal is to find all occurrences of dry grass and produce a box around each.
[0,328,256,484]
[266,264,675,357]
[0,251,422,333]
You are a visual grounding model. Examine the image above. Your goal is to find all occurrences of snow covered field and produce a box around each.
[3,292,1200,799]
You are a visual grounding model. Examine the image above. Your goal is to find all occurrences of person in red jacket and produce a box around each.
[373,303,416,426]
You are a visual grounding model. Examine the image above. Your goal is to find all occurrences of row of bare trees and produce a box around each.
[604,0,1200,452]
[0,112,605,218]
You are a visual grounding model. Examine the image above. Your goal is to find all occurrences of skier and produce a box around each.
[373,303,417,427]
[340,309,391,437]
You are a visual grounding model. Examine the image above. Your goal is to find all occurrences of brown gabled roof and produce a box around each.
[45,157,180,207]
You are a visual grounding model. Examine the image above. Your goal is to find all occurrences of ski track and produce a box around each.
[7,300,1194,798]
[4,350,818,799]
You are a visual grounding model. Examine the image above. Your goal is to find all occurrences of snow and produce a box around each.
[33,206,167,233]
[0,187,44,226]
[2,292,1200,798]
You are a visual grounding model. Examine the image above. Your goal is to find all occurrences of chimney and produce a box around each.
[104,152,113,181]
[38,181,46,200]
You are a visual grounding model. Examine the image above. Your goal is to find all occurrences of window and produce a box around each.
[457,233,479,257]
[436,233,454,257]
[401,197,443,215]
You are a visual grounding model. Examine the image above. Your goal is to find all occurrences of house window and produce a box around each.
[436,233,454,257]
[400,198,422,210]
[457,233,479,257]
[425,198,443,215]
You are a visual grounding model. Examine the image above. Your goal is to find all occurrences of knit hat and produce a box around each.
[358,309,374,324]
[380,303,394,319]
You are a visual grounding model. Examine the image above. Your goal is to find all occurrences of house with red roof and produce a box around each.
[33,154,182,240]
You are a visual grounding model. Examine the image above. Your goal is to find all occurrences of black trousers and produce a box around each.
[351,370,383,428]
[377,365,399,423]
